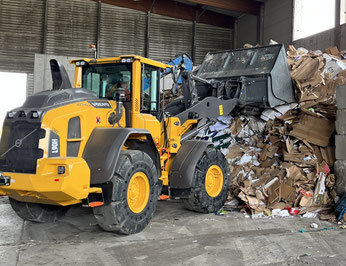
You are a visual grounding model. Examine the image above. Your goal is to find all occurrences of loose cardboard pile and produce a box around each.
[287,46,346,115]
[223,45,346,218]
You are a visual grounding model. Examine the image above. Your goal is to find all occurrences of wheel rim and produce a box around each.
[127,172,150,213]
[205,165,223,198]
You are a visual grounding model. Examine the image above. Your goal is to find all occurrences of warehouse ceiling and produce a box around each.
[96,0,263,28]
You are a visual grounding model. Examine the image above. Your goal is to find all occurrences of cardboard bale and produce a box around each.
[280,183,296,202]
[229,117,242,136]
[265,177,281,206]
[300,196,313,207]
[290,57,321,82]
[326,174,335,188]
[283,151,317,167]
[226,144,244,160]
[285,164,303,180]
[323,54,346,79]
[320,146,336,166]
[325,46,340,56]
[289,113,334,147]
[313,171,327,206]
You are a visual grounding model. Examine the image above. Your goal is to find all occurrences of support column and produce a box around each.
[42,0,49,54]
[145,11,151,58]
[256,4,264,45]
[335,0,341,49]
[96,0,102,58]
[233,19,238,48]
[290,0,294,43]
[192,20,197,63]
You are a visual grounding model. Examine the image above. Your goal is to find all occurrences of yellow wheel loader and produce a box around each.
[0,44,294,234]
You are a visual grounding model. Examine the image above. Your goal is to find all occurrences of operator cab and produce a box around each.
[72,56,167,130]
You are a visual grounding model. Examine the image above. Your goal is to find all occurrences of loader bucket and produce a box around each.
[197,44,295,108]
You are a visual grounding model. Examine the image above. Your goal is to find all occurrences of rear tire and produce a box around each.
[93,150,159,235]
[183,146,230,213]
[9,198,69,223]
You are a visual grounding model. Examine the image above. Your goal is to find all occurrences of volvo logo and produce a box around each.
[14,139,22,148]
[1,128,37,158]
[88,101,111,109]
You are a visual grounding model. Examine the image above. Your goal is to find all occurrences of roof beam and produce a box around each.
[184,0,261,15]
[96,0,235,28]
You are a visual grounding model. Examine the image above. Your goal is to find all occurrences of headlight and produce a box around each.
[121,58,133,63]
[30,111,39,119]
[7,111,15,118]
[76,61,86,66]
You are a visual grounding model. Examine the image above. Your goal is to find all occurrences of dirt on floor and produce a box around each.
[1,196,346,266]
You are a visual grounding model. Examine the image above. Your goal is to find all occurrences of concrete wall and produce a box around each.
[33,54,76,95]
[236,0,292,48]
[293,28,335,51]
[237,0,345,51]
[293,24,346,51]
[237,14,257,48]
[263,0,293,47]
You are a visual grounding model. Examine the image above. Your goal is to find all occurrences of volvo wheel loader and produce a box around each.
[0,44,294,234]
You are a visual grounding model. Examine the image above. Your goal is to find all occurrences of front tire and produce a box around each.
[9,198,69,223]
[93,150,159,235]
[183,146,230,213]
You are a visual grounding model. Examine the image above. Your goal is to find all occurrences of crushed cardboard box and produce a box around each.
[213,43,346,218]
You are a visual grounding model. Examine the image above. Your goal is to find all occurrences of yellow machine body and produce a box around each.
[0,55,197,205]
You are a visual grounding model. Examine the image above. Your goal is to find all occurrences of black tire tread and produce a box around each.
[93,150,159,235]
[9,198,69,223]
[183,146,230,213]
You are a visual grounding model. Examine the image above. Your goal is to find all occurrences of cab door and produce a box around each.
[131,61,161,145]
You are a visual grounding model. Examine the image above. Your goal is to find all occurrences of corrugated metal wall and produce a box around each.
[46,0,97,58]
[100,3,146,58]
[0,0,234,96]
[149,14,193,63]
[195,23,233,64]
[0,0,45,72]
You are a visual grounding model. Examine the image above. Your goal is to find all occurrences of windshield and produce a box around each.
[82,63,132,100]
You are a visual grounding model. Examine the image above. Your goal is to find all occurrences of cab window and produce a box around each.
[141,64,160,115]
[82,63,132,100]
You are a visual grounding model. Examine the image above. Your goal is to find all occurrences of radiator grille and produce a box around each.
[0,120,45,174]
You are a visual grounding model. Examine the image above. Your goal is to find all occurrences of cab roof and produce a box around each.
[70,55,170,69]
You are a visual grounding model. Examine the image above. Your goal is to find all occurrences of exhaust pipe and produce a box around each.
[50,59,72,90]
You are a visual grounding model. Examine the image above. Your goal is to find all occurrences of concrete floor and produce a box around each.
[0,196,345,266]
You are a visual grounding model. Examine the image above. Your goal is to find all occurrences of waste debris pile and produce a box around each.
[200,44,346,222]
